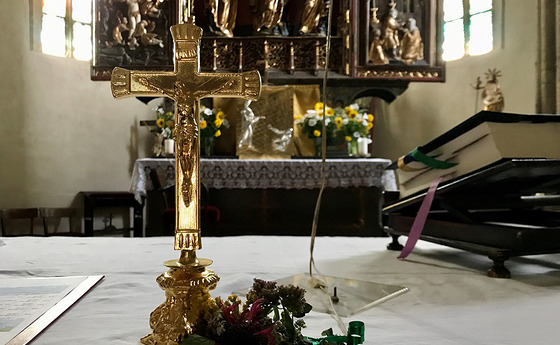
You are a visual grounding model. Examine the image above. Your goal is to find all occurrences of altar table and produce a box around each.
[131,158,397,236]
[1,236,559,344]
[130,158,398,202]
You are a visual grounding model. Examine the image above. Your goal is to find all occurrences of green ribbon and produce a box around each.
[410,148,457,170]
[305,321,365,345]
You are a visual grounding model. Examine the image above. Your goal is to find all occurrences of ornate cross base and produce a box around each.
[141,250,220,345]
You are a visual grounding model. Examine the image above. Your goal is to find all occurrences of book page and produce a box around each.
[0,276,103,345]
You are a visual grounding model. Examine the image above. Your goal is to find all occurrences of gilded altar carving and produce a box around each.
[252,0,286,35]
[368,0,425,66]
[208,0,238,37]
[94,0,171,75]
[358,69,439,79]
[94,0,444,85]
[299,0,328,35]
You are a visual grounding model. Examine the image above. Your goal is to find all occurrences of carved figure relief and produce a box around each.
[368,29,388,65]
[208,0,238,37]
[94,0,444,83]
[96,0,170,69]
[399,18,423,65]
[251,0,286,35]
[368,0,424,65]
[299,0,328,35]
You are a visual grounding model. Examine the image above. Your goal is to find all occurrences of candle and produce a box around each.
[164,139,175,155]
[358,138,371,157]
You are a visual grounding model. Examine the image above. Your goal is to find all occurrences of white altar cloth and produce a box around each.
[130,158,398,202]
[1,236,559,345]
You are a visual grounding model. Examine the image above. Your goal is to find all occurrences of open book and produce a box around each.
[390,111,560,199]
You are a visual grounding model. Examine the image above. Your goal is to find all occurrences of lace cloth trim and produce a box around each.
[130,158,397,202]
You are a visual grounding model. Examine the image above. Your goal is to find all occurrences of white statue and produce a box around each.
[238,100,263,149]
[268,125,293,152]
[152,132,164,157]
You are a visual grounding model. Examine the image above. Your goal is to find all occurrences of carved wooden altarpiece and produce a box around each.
[92,0,444,102]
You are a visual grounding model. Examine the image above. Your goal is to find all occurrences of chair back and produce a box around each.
[39,207,82,236]
[149,169,174,209]
[0,208,39,236]
[148,169,220,235]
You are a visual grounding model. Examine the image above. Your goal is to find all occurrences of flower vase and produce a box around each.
[202,136,215,157]
[313,137,322,157]
[347,139,359,156]
[163,139,174,156]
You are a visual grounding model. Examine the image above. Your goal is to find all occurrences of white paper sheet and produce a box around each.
[0,276,103,345]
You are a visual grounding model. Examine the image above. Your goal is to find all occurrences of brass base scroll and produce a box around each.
[141,250,219,345]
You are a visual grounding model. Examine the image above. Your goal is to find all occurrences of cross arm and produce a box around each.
[197,70,261,101]
[111,67,178,99]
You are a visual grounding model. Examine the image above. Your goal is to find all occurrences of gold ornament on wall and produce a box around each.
[472,68,505,113]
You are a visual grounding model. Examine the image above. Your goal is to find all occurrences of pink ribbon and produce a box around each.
[398,177,443,260]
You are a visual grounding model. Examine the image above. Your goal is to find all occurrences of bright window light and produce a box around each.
[41,15,66,57]
[442,0,493,61]
[41,0,92,61]
[444,0,464,21]
[469,0,492,15]
[43,0,66,17]
[469,12,493,55]
[72,0,92,23]
[443,20,465,61]
[73,22,92,61]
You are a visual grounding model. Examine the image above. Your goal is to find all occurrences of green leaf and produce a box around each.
[282,310,296,335]
[292,302,312,318]
[273,305,280,322]
[180,334,216,345]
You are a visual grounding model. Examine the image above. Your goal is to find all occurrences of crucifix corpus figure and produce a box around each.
[110,5,261,343]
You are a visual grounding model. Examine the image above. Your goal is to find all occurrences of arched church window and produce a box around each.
[443,0,493,61]
[40,0,92,61]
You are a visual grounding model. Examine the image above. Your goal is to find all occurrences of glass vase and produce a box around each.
[347,139,358,156]
[202,136,215,157]
[314,137,322,157]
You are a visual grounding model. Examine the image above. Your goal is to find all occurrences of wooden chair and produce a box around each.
[39,207,83,236]
[149,169,176,236]
[149,169,220,236]
[0,208,39,236]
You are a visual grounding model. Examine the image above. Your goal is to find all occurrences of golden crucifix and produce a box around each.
[110,2,261,343]
[112,16,260,254]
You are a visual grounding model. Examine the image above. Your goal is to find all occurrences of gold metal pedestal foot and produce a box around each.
[141,250,219,345]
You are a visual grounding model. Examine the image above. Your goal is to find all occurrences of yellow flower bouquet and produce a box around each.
[334,103,374,156]
[155,105,175,140]
[295,102,374,156]
[199,106,230,156]
[294,102,339,156]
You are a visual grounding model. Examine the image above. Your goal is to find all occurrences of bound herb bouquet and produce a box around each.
[179,278,366,345]
[181,279,312,345]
